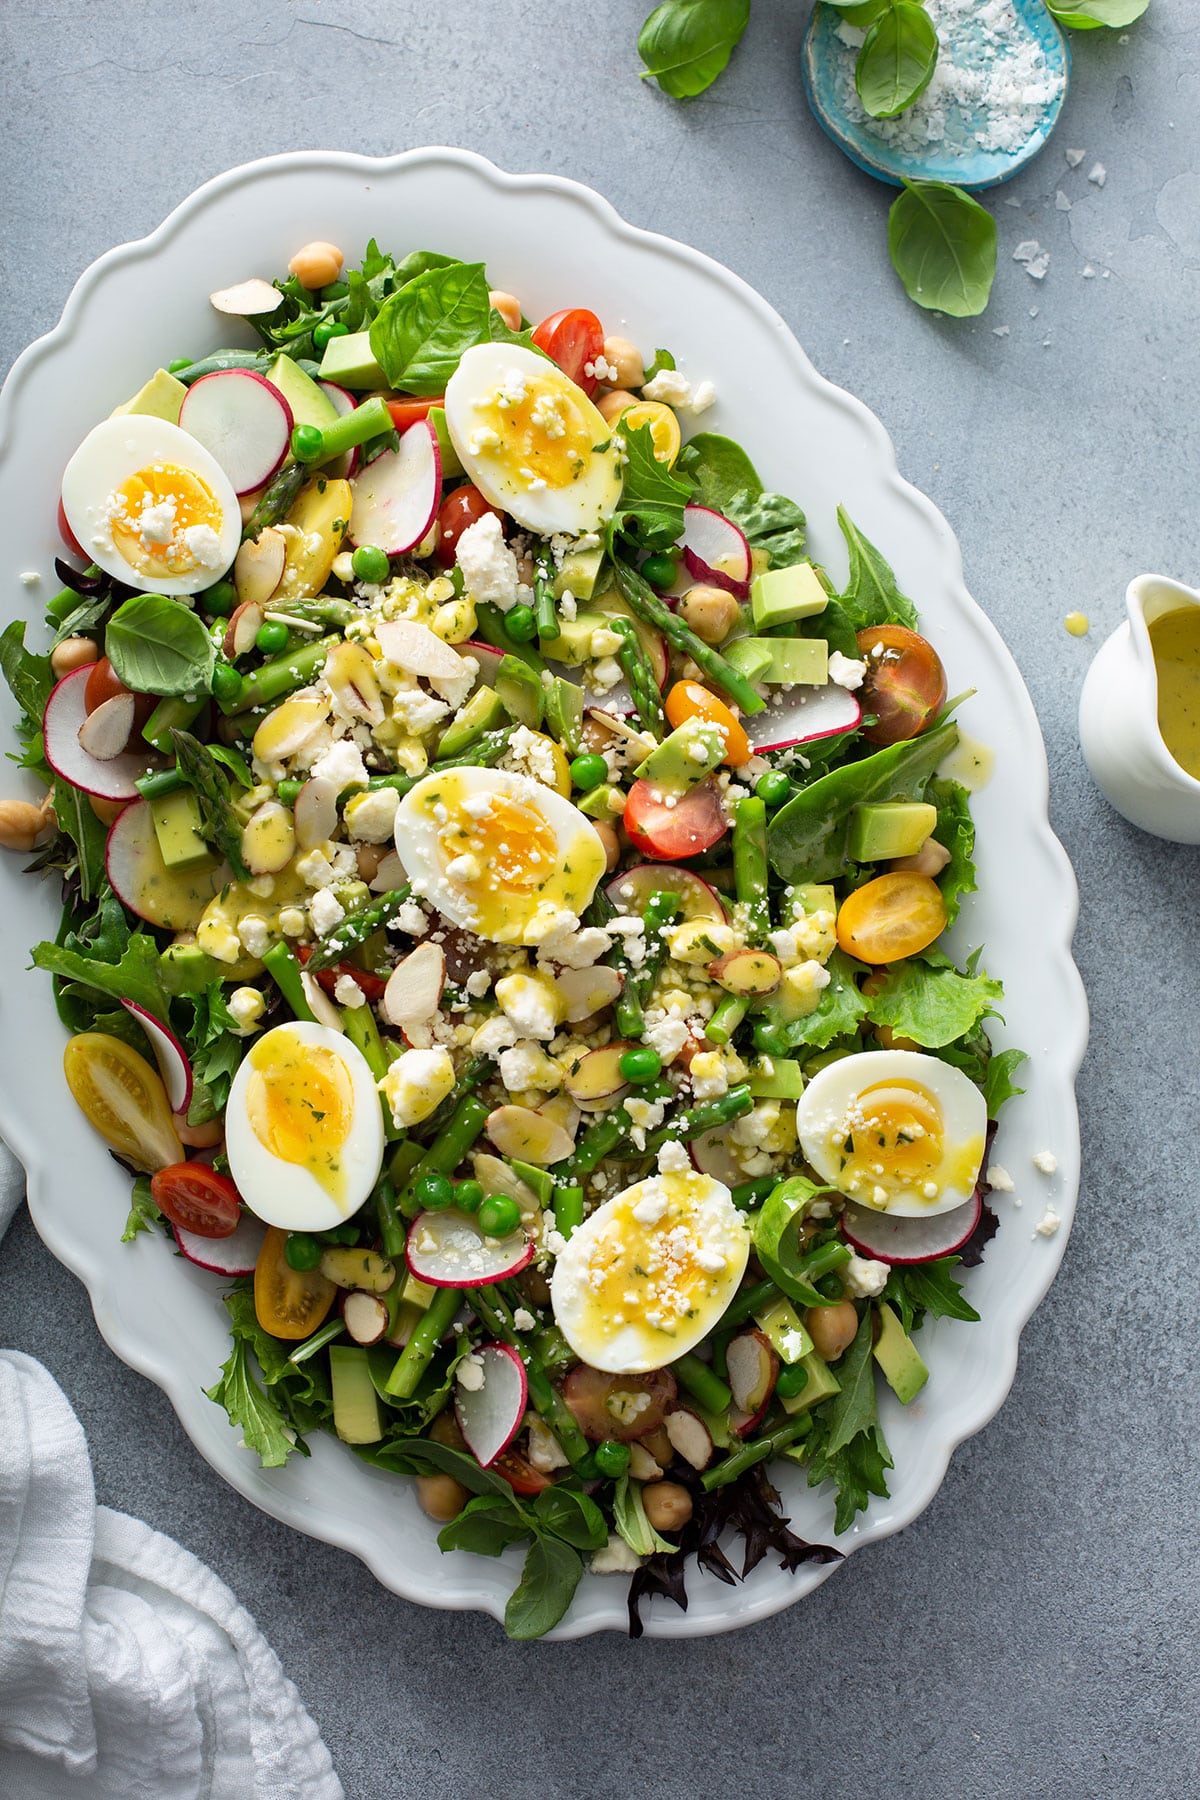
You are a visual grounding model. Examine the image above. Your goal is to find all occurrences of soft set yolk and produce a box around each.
[574,1179,720,1346]
[246,1028,355,1208]
[108,461,224,577]
[469,372,598,491]
[831,1079,980,1210]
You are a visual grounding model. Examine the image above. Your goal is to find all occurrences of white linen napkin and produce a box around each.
[0,1145,345,1800]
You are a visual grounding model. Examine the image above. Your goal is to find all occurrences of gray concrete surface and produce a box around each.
[2,3,1197,1796]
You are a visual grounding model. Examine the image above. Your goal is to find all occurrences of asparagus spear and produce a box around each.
[533,545,559,641]
[243,461,307,540]
[733,795,771,941]
[384,1287,460,1398]
[700,1416,811,1490]
[614,1083,754,1159]
[609,617,666,739]
[304,887,413,972]
[613,558,765,716]
[398,1092,491,1217]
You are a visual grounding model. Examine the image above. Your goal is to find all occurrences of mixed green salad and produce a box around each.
[1,234,1023,1638]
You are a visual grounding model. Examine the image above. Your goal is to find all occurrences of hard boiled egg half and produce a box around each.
[392,765,607,946]
[444,343,622,535]
[796,1049,986,1218]
[551,1168,750,1374]
[225,1021,384,1232]
[61,415,240,595]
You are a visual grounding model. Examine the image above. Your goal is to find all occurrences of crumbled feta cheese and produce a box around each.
[495,969,564,1041]
[657,1139,692,1176]
[333,974,366,1009]
[394,900,429,937]
[378,1047,457,1128]
[526,1414,570,1471]
[308,888,346,937]
[536,922,611,970]
[237,915,271,958]
[624,1096,666,1132]
[631,1189,669,1225]
[689,1051,728,1100]
[587,656,623,696]
[456,1353,485,1393]
[181,523,224,566]
[389,685,449,735]
[643,1015,690,1065]
[844,1252,890,1299]
[455,512,520,611]
[465,968,492,997]
[505,723,563,791]
[641,368,692,407]
[512,1308,537,1334]
[1032,1150,1058,1175]
[310,737,368,791]
[1034,1207,1061,1238]
[227,986,265,1034]
[828,651,867,690]
[988,1164,1016,1193]
[344,785,399,843]
[498,1039,560,1094]
[295,846,339,890]
[471,1014,518,1057]
[590,1534,642,1574]
[688,379,717,414]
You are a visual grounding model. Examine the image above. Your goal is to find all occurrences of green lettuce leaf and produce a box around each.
[928,777,977,924]
[763,949,870,1052]
[982,1046,1027,1118]
[865,951,1002,1049]
[725,490,807,569]
[32,924,171,1025]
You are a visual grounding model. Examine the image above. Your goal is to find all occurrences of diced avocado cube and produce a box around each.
[329,1346,383,1444]
[723,638,775,683]
[265,353,340,433]
[847,800,937,863]
[110,368,187,425]
[543,676,584,754]
[778,1348,842,1415]
[634,718,725,789]
[507,1158,555,1205]
[577,783,623,820]
[495,655,544,730]
[437,684,508,760]
[752,1293,813,1363]
[872,1300,929,1404]
[429,406,463,479]
[750,562,828,630]
[764,637,830,686]
[400,1272,436,1309]
[159,940,237,996]
[553,542,607,601]
[747,1055,805,1100]
[317,330,387,391]
[537,610,608,667]
[150,789,210,871]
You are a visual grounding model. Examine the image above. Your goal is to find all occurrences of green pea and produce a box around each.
[351,544,390,585]
[414,1172,455,1212]
[753,1021,792,1057]
[200,577,238,618]
[313,319,349,351]
[210,661,243,704]
[167,357,193,374]
[640,551,678,590]
[456,1179,484,1213]
[594,1439,631,1477]
[618,1046,662,1084]
[477,1194,521,1237]
[255,621,290,655]
[276,777,304,805]
[291,423,325,465]
[570,752,608,792]
[504,604,538,643]
[284,1232,322,1271]
[817,1273,845,1301]
[775,1363,809,1398]
[755,770,792,808]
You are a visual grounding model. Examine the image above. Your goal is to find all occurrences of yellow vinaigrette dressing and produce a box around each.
[1150,607,1200,781]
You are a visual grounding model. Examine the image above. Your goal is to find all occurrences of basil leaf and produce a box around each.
[355,1435,514,1498]
[638,0,751,99]
[534,1485,608,1551]
[503,1535,585,1640]
[608,420,694,551]
[727,489,807,569]
[865,954,1003,1049]
[837,506,918,631]
[823,1306,878,1456]
[1044,0,1147,24]
[438,1495,532,1558]
[104,593,216,697]
[982,1046,1027,1119]
[368,261,492,394]
[856,1,939,119]
[887,181,997,319]
[676,431,763,512]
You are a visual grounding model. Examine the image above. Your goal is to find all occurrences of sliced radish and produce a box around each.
[174,1212,266,1276]
[461,641,507,687]
[454,1342,529,1467]
[744,684,862,754]
[121,1001,193,1113]
[690,1126,745,1187]
[43,667,153,800]
[180,370,293,496]
[319,381,358,479]
[77,691,135,761]
[606,862,728,923]
[348,418,440,555]
[840,1189,983,1265]
[106,800,227,930]
[319,381,357,415]
[727,1329,779,1418]
[680,505,751,599]
[342,1290,389,1346]
[405,1207,533,1289]
[209,278,283,317]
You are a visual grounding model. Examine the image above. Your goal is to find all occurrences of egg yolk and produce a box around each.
[829,1079,981,1210]
[571,1178,727,1347]
[468,370,605,493]
[245,1028,355,1209]
[108,462,224,578]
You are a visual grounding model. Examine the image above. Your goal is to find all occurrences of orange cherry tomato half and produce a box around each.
[856,625,947,747]
[835,871,947,964]
[623,775,729,861]
[386,395,440,432]
[434,485,505,567]
[665,679,751,768]
[150,1163,241,1238]
[530,308,605,395]
[254,1225,336,1341]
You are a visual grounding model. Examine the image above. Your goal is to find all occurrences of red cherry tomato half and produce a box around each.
[492,1446,555,1496]
[84,655,156,732]
[386,396,440,433]
[622,776,729,861]
[434,485,505,568]
[57,494,86,561]
[295,943,386,1004]
[855,625,947,747]
[150,1163,241,1238]
[530,309,605,395]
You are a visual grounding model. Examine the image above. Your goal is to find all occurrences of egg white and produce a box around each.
[61,415,240,595]
[444,343,622,535]
[226,1021,384,1232]
[551,1168,750,1374]
[796,1049,986,1218]
[392,765,607,946]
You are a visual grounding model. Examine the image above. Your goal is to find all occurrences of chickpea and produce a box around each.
[287,240,344,290]
[892,838,952,878]
[50,635,98,677]
[355,843,385,883]
[597,388,639,426]
[0,797,51,852]
[593,820,621,873]
[488,289,522,332]
[430,1408,467,1451]
[806,1299,859,1363]
[602,335,645,389]
[415,1472,468,1523]
[677,584,740,647]
[176,1114,225,1149]
[642,1480,693,1534]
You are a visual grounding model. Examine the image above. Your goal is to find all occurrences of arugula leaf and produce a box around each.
[675,431,762,512]
[823,1306,878,1456]
[182,984,245,1114]
[368,261,492,395]
[865,952,1002,1049]
[982,1046,1028,1118]
[0,619,53,726]
[504,1534,585,1640]
[887,181,997,319]
[765,948,869,1052]
[438,1494,532,1558]
[32,927,171,1024]
[47,778,109,904]
[836,507,919,632]
[638,0,751,98]
[753,1177,832,1308]
[608,420,694,551]
[205,1337,298,1468]
[122,1173,166,1243]
[170,728,248,879]
[219,1287,331,1436]
[806,1420,894,1535]
[1044,0,1147,24]
[856,1,939,119]
[104,594,216,697]
[927,776,976,924]
[883,1256,980,1330]
[726,490,807,569]
[613,1475,679,1556]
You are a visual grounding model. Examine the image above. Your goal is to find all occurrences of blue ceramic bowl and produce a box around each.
[802,0,1070,191]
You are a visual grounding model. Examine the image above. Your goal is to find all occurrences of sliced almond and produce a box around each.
[76,692,134,761]
[369,849,410,893]
[562,1042,632,1106]
[627,1441,664,1482]
[293,776,339,851]
[555,965,624,1024]
[325,639,384,725]
[233,529,287,611]
[382,942,446,1030]
[664,1408,714,1471]
[209,277,285,316]
[726,1329,780,1416]
[224,597,266,659]
[536,1092,580,1141]
[485,1105,575,1165]
[375,618,471,681]
[707,949,782,997]
[301,969,344,1032]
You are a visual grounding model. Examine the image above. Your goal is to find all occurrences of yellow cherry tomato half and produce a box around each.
[835,871,947,964]
[612,400,681,466]
[254,1225,337,1341]
[62,1032,184,1172]
[665,679,751,768]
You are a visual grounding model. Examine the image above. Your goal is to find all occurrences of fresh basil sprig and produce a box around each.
[638,0,751,98]
[368,261,493,395]
[887,180,997,318]
[855,0,939,119]
[1044,0,1147,24]
[104,593,216,697]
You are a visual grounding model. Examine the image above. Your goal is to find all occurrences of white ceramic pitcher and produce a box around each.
[1078,573,1200,843]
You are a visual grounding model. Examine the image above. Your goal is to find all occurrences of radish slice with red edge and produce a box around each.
[179,369,294,496]
[743,684,862,754]
[405,1207,533,1288]
[173,1213,266,1277]
[680,505,751,599]
[454,1342,529,1467]
[349,418,441,554]
[840,1188,982,1265]
[42,666,152,800]
[461,641,507,687]
[606,862,728,923]
[120,1001,193,1112]
[690,1126,745,1188]
[106,799,229,929]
